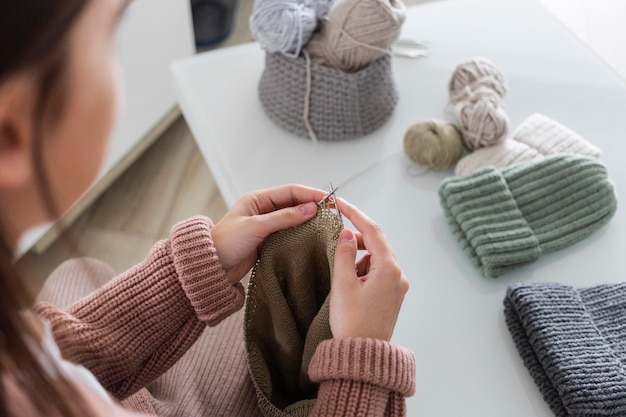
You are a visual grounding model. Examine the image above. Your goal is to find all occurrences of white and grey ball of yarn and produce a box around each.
[449,57,507,104]
[250,0,319,57]
[403,120,464,170]
[305,0,335,19]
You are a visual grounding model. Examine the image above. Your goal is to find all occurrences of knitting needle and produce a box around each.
[318,183,339,205]
[393,49,428,58]
[393,39,429,58]
[395,39,429,47]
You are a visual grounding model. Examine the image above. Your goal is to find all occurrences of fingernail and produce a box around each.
[300,202,316,216]
[339,229,353,243]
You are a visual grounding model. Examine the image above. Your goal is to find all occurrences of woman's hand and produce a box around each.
[330,199,409,341]
[211,184,327,284]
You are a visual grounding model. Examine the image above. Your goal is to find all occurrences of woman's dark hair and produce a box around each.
[0,1,96,416]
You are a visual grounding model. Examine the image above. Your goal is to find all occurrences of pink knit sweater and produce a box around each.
[22,216,415,416]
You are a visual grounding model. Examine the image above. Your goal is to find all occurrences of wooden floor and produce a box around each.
[18,0,626,294]
[19,116,229,292]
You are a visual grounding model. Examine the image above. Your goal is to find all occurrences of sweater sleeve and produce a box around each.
[308,338,416,417]
[32,216,244,401]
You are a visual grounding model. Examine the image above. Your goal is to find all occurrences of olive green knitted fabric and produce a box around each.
[439,155,617,278]
[244,205,343,417]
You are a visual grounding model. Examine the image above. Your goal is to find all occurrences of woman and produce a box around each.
[0,0,415,416]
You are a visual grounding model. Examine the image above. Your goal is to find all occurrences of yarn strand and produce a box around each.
[302,50,319,144]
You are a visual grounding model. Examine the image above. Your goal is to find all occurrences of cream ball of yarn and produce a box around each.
[404,120,464,170]
[250,0,319,57]
[449,57,507,104]
[455,92,509,150]
[305,0,406,72]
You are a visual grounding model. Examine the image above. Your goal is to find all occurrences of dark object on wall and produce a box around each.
[191,0,238,48]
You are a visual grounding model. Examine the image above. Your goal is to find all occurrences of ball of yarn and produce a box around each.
[448,57,509,150]
[455,92,509,150]
[404,120,464,170]
[250,0,319,57]
[306,0,335,19]
[305,0,406,72]
[449,57,506,104]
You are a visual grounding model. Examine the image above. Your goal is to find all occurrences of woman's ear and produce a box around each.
[0,75,36,189]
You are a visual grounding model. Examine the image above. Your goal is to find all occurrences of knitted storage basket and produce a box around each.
[258,52,398,141]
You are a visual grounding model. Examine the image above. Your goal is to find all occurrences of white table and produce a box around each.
[172,0,626,415]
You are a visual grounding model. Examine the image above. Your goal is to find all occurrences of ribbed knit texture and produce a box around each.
[147,308,262,417]
[36,257,117,307]
[439,155,617,278]
[33,216,245,400]
[35,258,159,415]
[455,113,602,176]
[504,282,626,416]
[37,257,264,416]
[245,205,342,416]
[258,52,397,141]
[308,338,416,417]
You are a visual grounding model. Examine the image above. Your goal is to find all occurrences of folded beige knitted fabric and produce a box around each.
[455,113,602,176]
[245,205,343,416]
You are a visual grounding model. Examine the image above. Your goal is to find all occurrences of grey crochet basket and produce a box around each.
[258,52,398,141]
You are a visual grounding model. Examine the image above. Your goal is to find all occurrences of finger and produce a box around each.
[336,198,393,257]
[354,231,365,250]
[249,184,327,214]
[340,229,365,249]
[356,253,371,277]
[254,202,318,235]
[333,229,359,288]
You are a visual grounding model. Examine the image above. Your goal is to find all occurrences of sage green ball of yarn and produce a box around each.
[403,120,464,170]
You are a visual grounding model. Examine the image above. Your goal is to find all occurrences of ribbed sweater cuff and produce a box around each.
[504,283,626,416]
[308,338,416,396]
[439,168,541,278]
[170,216,244,326]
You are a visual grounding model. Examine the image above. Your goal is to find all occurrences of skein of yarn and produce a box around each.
[403,120,464,170]
[449,57,506,103]
[448,57,509,150]
[305,0,406,72]
[456,90,509,150]
[250,0,319,57]
[308,0,335,19]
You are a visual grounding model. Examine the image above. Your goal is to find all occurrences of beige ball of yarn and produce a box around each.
[456,92,509,150]
[305,0,406,73]
[449,57,507,104]
[403,120,464,170]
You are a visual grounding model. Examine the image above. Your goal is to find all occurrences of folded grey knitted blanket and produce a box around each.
[504,283,626,416]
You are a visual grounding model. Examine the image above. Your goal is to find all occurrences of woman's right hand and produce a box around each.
[329,199,409,341]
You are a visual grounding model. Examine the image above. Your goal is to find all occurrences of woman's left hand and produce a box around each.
[211,184,327,284]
